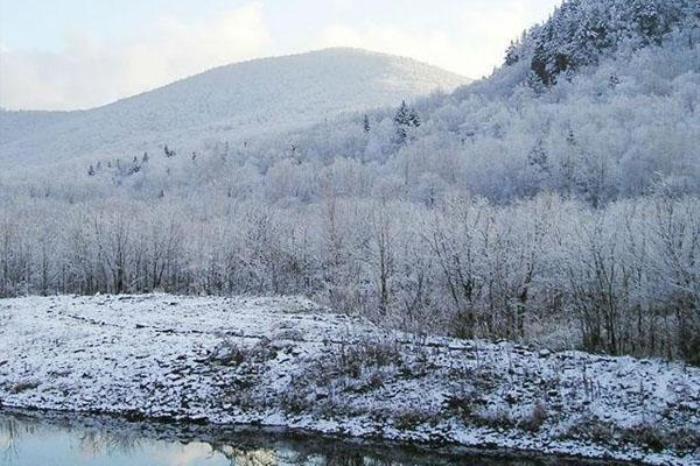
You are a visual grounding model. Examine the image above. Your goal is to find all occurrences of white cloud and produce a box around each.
[317,0,559,79]
[0,2,271,110]
[319,24,465,75]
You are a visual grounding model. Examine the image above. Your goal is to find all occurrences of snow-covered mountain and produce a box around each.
[0,48,470,170]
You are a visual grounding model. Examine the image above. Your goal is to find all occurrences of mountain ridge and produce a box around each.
[0,48,470,170]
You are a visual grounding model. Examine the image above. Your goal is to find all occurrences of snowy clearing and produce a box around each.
[0,294,698,465]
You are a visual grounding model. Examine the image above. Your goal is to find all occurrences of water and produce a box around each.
[0,411,613,466]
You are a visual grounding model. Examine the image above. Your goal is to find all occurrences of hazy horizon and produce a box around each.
[0,0,560,111]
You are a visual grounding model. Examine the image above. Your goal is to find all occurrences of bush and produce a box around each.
[335,338,403,379]
[521,401,548,432]
[394,409,429,430]
[209,338,277,366]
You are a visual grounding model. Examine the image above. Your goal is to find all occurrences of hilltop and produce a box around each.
[0,48,470,170]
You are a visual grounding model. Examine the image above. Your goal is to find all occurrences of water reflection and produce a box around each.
[0,411,617,466]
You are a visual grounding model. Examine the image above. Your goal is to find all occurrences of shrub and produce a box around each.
[521,401,548,432]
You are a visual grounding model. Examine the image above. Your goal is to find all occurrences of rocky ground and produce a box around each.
[0,294,698,465]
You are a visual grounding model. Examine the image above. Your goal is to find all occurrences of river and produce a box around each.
[0,411,621,465]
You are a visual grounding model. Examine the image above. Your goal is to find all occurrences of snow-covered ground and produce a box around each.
[0,294,698,465]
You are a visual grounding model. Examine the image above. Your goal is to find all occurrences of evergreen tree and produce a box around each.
[505,40,520,66]
[393,101,421,144]
[394,101,410,145]
[394,100,410,126]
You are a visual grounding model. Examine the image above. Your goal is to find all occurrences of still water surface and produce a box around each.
[1,412,612,466]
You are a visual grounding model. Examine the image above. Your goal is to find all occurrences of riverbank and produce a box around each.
[1,295,698,465]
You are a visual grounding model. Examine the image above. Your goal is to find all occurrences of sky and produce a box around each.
[0,0,561,111]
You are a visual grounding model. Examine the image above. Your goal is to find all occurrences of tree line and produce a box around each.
[1,193,697,363]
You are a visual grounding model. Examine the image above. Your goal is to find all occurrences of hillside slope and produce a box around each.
[0,48,470,169]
